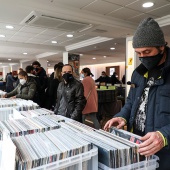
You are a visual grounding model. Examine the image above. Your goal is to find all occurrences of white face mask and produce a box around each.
[19,79,26,85]
[80,73,84,79]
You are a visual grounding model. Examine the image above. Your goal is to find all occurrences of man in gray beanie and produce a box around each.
[104,17,170,170]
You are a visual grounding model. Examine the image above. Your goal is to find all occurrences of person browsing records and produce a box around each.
[104,17,170,170]
[3,71,36,100]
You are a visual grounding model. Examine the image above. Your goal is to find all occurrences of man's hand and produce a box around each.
[138,132,164,156]
[103,117,126,131]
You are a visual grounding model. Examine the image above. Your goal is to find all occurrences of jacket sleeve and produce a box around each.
[114,87,133,122]
[95,76,101,82]
[54,82,62,114]
[16,83,36,100]
[6,86,18,97]
[71,83,86,120]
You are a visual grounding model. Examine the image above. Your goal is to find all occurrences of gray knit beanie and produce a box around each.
[133,17,165,48]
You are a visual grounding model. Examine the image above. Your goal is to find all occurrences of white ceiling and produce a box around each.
[0,0,170,67]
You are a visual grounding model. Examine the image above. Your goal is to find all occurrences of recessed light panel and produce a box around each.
[92,58,96,60]
[67,34,73,38]
[23,53,28,55]
[110,47,115,50]
[8,59,11,61]
[51,41,57,44]
[142,2,154,8]
[6,25,14,29]
[0,35,5,38]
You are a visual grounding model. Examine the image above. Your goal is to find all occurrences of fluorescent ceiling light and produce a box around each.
[51,41,57,44]
[66,36,113,51]
[80,54,83,56]
[8,59,11,61]
[142,2,154,8]
[103,56,107,58]
[47,61,49,62]
[67,34,73,38]
[23,52,28,55]
[0,35,5,38]
[6,25,14,29]
[92,58,96,60]
[110,47,115,50]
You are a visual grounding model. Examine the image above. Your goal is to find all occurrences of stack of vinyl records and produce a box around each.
[0,98,17,108]
[19,108,54,118]
[0,98,39,111]
[0,107,14,121]
[58,121,148,169]
[0,115,62,139]
[12,128,92,170]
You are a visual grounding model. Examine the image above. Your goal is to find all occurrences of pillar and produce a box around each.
[126,36,140,97]
[63,52,68,64]
[3,66,10,81]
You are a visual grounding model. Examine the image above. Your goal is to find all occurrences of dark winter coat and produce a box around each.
[54,78,86,122]
[115,47,170,170]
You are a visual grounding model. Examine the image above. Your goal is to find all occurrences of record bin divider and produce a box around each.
[30,146,98,170]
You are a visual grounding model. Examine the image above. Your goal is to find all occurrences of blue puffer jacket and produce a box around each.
[116,47,170,170]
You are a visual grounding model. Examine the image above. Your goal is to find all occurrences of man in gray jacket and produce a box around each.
[54,64,86,122]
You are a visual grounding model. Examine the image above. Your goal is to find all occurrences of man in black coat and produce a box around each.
[54,64,86,122]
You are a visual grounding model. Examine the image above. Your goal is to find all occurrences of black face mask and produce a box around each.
[62,73,73,83]
[139,52,163,70]
[34,68,39,72]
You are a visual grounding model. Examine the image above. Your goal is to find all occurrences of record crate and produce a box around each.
[31,146,98,170]
[98,155,159,170]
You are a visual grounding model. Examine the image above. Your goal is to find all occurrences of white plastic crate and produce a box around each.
[31,146,98,170]
[98,155,159,170]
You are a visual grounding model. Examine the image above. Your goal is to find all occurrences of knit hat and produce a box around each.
[133,17,165,48]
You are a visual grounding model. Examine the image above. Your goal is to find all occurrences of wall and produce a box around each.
[80,62,125,80]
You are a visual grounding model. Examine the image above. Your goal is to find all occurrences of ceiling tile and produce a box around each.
[19,26,46,34]
[53,0,95,8]
[147,4,170,17]
[128,13,157,23]
[126,0,170,13]
[108,7,142,20]
[42,29,65,36]
[83,0,122,15]
[103,0,137,6]
[0,29,16,35]
[34,34,55,39]
[14,32,37,37]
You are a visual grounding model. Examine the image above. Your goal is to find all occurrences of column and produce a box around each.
[3,66,10,81]
[63,52,68,64]
[126,36,139,97]
[10,64,19,72]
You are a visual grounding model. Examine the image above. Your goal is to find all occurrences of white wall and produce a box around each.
[80,62,125,80]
